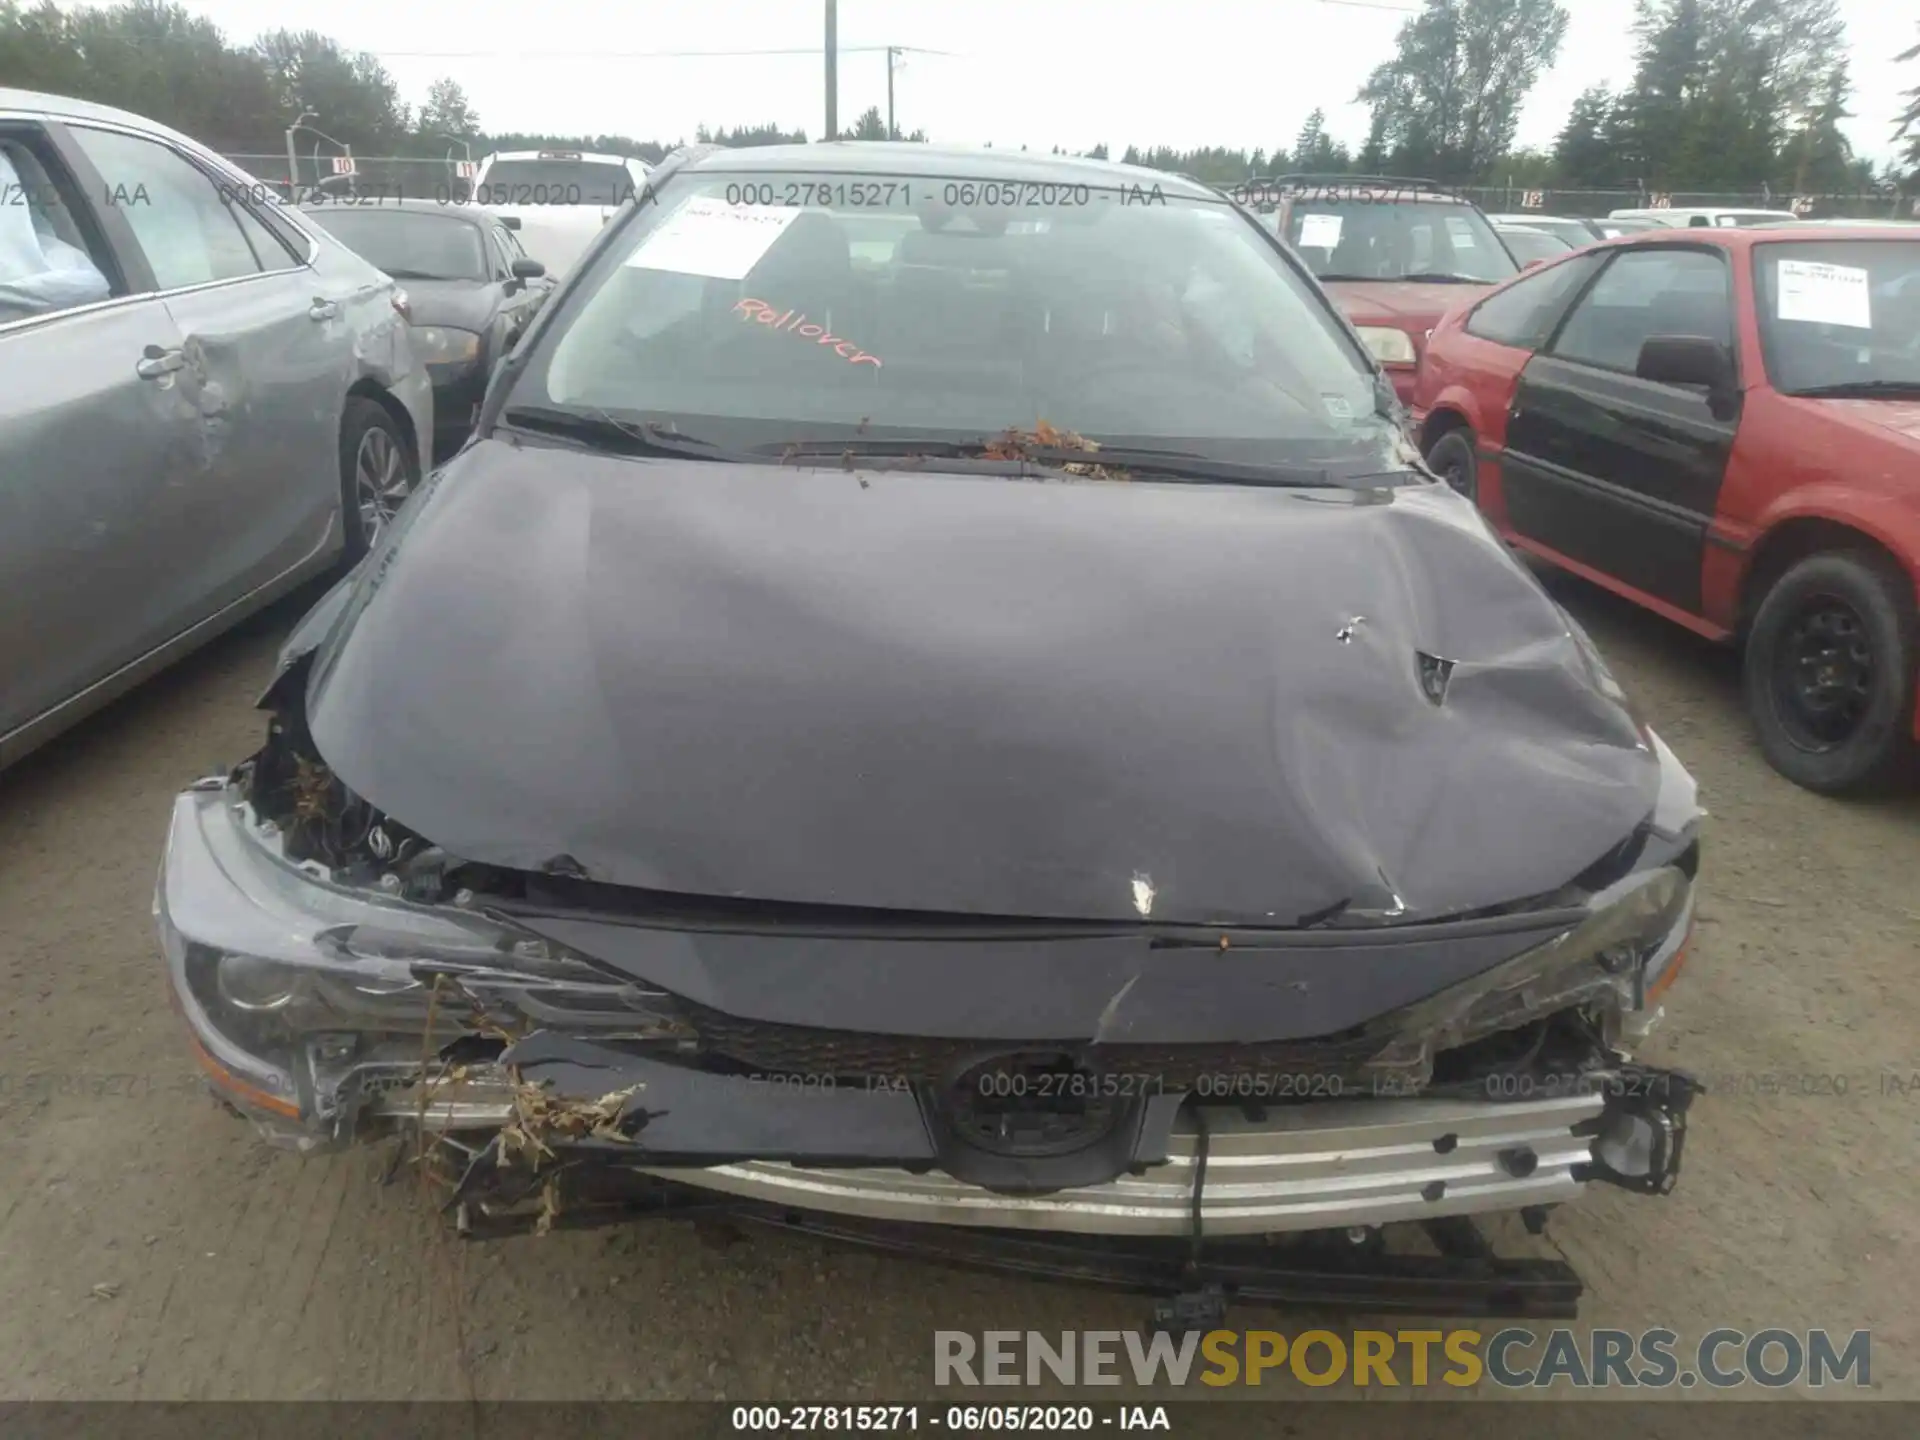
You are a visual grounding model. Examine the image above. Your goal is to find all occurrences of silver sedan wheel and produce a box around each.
[354,426,410,545]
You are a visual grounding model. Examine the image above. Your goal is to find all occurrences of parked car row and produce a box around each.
[0,90,578,771]
[1246,173,1915,794]
[0,87,1899,1320]
[1,88,434,769]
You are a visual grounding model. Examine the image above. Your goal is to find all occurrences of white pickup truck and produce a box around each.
[471,150,651,277]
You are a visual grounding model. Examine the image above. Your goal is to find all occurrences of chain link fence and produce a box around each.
[219,153,1920,222]
[1447,185,1915,221]
[222,153,478,202]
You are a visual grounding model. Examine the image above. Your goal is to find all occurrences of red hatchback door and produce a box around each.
[1414,232,1920,795]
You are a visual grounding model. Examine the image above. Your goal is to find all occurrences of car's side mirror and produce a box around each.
[511,258,546,280]
[499,215,522,231]
[1637,335,1738,418]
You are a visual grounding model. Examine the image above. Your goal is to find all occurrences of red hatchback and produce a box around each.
[1260,176,1522,406]
[1413,226,1920,793]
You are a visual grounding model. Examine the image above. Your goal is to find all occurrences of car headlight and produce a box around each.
[1364,864,1694,1080]
[1355,325,1419,364]
[158,787,690,1140]
[410,325,482,365]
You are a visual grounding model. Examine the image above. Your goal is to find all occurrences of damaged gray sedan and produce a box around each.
[157,143,1704,1320]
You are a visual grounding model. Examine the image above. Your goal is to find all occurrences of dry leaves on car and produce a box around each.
[498,1077,648,1168]
[989,421,1129,480]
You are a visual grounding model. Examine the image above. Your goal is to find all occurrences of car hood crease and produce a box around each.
[302,439,1657,927]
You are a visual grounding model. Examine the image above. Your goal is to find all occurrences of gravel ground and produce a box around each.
[0,568,1915,1407]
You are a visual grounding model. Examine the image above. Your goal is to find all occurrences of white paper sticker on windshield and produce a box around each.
[1299,213,1343,249]
[623,196,801,279]
[1776,259,1872,329]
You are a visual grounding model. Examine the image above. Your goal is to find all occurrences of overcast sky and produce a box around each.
[178,0,1914,166]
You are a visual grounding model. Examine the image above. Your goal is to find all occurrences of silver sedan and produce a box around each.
[1,89,433,769]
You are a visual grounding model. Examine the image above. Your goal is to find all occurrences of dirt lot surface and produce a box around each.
[0,568,1915,1413]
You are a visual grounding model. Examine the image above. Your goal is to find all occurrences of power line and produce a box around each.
[365,43,951,60]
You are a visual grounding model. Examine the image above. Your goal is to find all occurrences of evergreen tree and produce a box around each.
[1552,85,1616,186]
[1357,0,1571,182]
[1895,25,1920,177]
[416,77,480,141]
[1781,61,1853,193]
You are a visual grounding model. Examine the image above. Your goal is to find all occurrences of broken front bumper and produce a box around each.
[633,1095,1603,1236]
[157,772,1699,1269]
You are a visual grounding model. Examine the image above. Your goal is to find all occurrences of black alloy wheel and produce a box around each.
[1425,429,1478,504]
[1744,550,1918,794]
[1772,594,1873,749]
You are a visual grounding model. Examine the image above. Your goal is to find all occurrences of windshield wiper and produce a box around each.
[1787,380,1920,399]
[762,436,1330,487]
[501,405,728,459]
[382,267,451,280]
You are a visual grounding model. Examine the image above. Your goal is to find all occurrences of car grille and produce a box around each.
[676,1001,1381,1087]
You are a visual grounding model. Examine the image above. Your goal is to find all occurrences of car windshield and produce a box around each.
[1283,193,1518,283]
[1499,227,1574,265]
[507,166,1390,463]
[1753,239,1920,395]
[1493,216,1591,248]
[301,209,487,280]
[478,159,637,207]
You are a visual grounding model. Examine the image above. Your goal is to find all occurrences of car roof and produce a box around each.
[1547,225,1918,259]
[298,197,501,224]
[1769,217,1920,228]
[0,86,209,154]
[480,150,644,167]
[1606,206,1798,219]
[677,141,1221,200]
[1487,213,1587,224]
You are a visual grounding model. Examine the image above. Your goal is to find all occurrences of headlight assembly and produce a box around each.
[157,786,691,1144]
[1354,325,1419,364]
[1365,865,1694,1082]
[411,325,482,365]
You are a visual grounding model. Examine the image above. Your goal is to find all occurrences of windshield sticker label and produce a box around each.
[1299,213,1343,249]
[624,196,801,279]
[733,298,881,366]
[1776,260,1872,329]
[1321,395,1354,420]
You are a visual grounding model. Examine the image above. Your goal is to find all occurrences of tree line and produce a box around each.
[2,0,1914,194]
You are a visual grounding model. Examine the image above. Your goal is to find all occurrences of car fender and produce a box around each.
[1417,386,1494,453]
[1738,488,1920,593]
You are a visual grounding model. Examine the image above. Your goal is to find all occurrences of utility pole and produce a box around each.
[285,110,315,195]
[887,45,899,139]
[824,0,838,141]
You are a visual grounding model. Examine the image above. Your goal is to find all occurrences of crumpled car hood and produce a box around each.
[300,438,1656,927]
